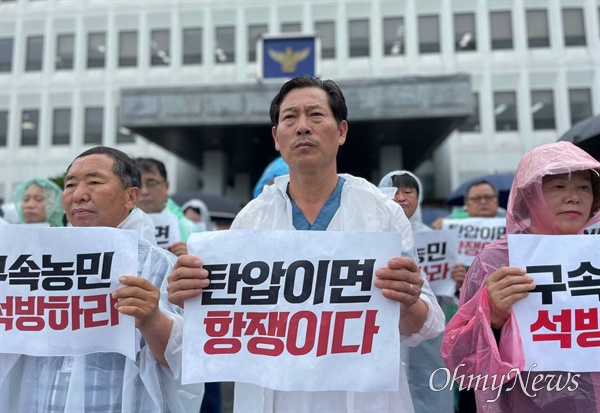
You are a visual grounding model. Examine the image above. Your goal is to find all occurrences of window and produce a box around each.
[150,29,170,66]
[281,22,301,33]
[119,31,137,67]
[0,110,7,147]
[459,92,480,132]
[494,91,518,131]
[248,24,267,62]
[21,109,39,146]
[84,107,103,144]
[116,107,134,143]
[563,8,586,46]
[490,11,513,50]
[418,15,440,53]
[569,89,593,125]
[349,19,369,57]
[315,21,335,59]
[531,90,555,130]
[526,10,550,48]
[52,108,70,145]
[55,34,75,70]
[215,26,235,64]
[0,38,13,72]
[183,28,202,64]
[87,32,106,68]
[25,36,44,71]
[383,17,404,56]
[454,13,476,51]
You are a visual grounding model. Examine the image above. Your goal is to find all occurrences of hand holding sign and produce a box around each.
[451,263,467,289]
[375,257,429,336]
[486,267,535,329]
[167,255,211,308]
[375,257,422,308]
[168,241,188,257]
[113,275,161,328]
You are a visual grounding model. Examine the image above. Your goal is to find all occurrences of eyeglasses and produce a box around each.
[466,194,497,203]
[141,179,166,189]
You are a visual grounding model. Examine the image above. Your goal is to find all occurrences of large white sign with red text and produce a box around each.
[510,234,600,372]
[0,226,138,359]
[184,230,403,391]
[442,217,506,266]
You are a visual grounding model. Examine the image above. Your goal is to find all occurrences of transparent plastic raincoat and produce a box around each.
[13,178,65,227]
[231,174,445,413]
[441,142,600,413]
[0,209,204,412]
[379,170,454,413]
[165,197,199,243]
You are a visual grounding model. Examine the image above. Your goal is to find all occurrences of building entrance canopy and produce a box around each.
[120,75,472,183]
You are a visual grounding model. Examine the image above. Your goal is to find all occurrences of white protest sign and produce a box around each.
[509,234,600,372]
[148,212,181,248]
[184,230,402,392]
[584,221,600,235]
[413,230,458,298]
[442,217,506,266]
[0,226,138,359]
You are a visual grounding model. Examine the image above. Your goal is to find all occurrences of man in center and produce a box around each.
[168,76,445,412]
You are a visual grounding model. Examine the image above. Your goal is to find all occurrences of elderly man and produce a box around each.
[135,157,198,256]
[0,146,202,412]
[167,76,445,413]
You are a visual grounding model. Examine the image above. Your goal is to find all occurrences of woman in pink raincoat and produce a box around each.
[441,141,600,413]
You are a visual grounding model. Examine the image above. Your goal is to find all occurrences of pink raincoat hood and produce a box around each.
[507,141,600,235]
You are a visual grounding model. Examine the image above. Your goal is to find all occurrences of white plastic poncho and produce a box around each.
[379,170,454,413]
[230,174,446,413]
[0,209,203,412]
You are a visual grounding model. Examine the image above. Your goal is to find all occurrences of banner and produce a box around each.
[183,230,403,391]
[442,217,506,266]
[413,230,459,298]
[148,212,181,248]
[509,234,600,372]
[0,226,138,359]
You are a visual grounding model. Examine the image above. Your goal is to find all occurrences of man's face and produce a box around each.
[62,154,139,228]
[393,186,419,219]
[272,87,347,172]
[542,170,594,234]
[137,167,169,213]
[465,183,498,217]
[21,184,47,223]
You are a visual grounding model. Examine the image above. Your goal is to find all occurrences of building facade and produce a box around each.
[1,0,598,205]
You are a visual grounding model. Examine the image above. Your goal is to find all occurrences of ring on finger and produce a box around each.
[408,283,413,295]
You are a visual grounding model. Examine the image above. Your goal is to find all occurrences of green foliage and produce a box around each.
[49,175,64,190]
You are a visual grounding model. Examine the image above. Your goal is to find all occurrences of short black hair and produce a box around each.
[66,146,141,189]
[269,75,347,126]
[136,157,168,181]
[391,174,420,197]
[465,180,497,198]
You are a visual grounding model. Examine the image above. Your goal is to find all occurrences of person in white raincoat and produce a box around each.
[168,76,445,413]
[379,170,453,413]
[0,146,203,412]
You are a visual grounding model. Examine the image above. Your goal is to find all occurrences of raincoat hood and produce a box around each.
[507,141,600,235]
[13,178,64,227]
[253,157,289,198]
[181,198,213,231]
[378,170,428,232]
